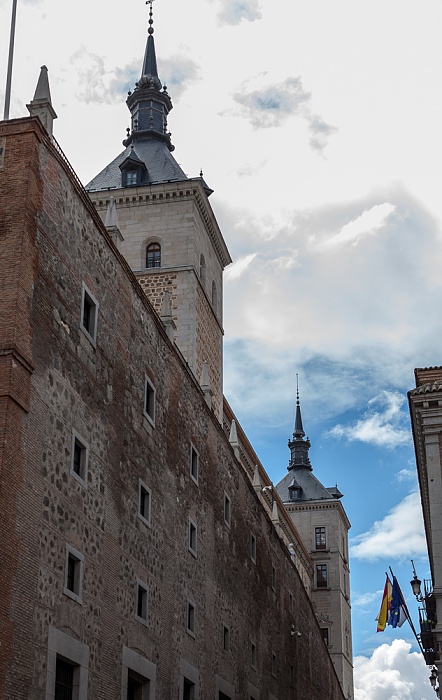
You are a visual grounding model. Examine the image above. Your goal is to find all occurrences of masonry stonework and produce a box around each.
[0,116,346,700]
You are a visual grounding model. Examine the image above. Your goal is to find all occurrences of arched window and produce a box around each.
[199,254,206,286]
[146,242,161,269]
[211,281,217,313]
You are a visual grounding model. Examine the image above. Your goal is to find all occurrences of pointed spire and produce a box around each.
[26,66,57,136]
[229,419,240,460]
[288,376,312,471]
[160,289,176,342]
[125,2,174,151]
[200,360,213,409]
[104,196,124,248]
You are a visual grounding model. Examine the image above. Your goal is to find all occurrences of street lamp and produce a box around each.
[410,559,423,601]
[429,667,438,689]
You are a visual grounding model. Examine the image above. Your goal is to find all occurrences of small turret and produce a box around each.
[26,66,57,136]
[287,376,312,470]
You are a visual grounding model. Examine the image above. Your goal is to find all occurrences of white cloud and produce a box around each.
[233,76,311,128]
[354,639,432,700]
[328,391,410,449]
[353,590,383,609]
[350,491,426,561]
[319,203,396,250]
[215,0,262,25]
[396,468,417,483]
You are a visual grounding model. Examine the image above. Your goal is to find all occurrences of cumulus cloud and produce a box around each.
[396,468,417,483]
[328,391,410,449]
[319,203,395,250]
[354,639,432,700]
[224,253,257,280]
[72,49,198,105]
[350,491,426,561]
[215,0,262,25]
[353,590,383,610]
[230,74,336,151]
[233,76,311,128]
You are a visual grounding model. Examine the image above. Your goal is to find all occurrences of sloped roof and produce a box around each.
[276,468,341,504]
[86,140,189,192]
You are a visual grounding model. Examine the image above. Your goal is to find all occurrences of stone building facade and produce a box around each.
[409,367,442,680]
[0,115,346,700]
[0,11,350,700]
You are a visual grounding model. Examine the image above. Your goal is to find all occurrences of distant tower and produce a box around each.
[275,383,354,700]
[86,3,231,419]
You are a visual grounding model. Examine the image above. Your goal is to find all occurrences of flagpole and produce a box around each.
[3,0,18,121]
[389,566,424,653]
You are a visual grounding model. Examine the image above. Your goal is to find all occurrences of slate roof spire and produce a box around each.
[288,376,312,471]
[125,0,175,151]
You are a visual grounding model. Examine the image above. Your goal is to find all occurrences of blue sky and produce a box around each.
[2,0,442,696]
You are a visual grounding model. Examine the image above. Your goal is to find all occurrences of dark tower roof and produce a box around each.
[275,380,344,503]
[86,4,201,193]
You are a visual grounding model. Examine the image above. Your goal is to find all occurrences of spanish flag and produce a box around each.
[376,574,393,632]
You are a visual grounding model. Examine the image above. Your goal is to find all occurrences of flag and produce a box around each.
[377,575,392,632]
[388,575,408,629]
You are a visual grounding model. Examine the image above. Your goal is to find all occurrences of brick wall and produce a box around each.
[0,118,345,700]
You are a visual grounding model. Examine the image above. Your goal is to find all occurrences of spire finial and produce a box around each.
[296,373,300,405]
[146,0,155,34]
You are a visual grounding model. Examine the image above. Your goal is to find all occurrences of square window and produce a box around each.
[251,642,257,669]
[81,284,98,343]
[316,564,328,588]
[188,519,197,557]
[190,445,199,484]
[315,526,326,550]
[223,625,230,652]
[321,627,329,645]
[64,545,84,603]
[139,481,151,526]
[223,494,231,527]
[70,430,88,486]
[136,581,148,624]
[250,533,256,563]
[187,601,195,637]
[144,375,156,427]
[122,647,156,700]
[46,628,89,700]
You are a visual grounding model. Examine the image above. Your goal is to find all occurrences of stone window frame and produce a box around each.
[190,443,199,485]
[135,579,149,626]
[320,627,330,646]
[223,492,231,528]
[45,626,89,700]
[121,646,156,700]
[188,518,198,558]
[314,525,327,550]
[179,659,199,700]
[215,675,235,699]
[63,544,84,604]
[144,374,156,428]
[80,282,98,346]
[145,241,161,269]
[186,599,196,638]
[138,479,152,527]
[250,532,257,563]
[316,563,328,589]
[70,429,89,488]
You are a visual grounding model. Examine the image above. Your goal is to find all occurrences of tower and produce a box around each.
[86,4,231,419]
[275,386,354,700]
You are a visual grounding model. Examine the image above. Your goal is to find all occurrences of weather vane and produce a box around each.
[146,0,155,33]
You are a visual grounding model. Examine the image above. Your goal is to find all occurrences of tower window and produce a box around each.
[146,242,161,269]
[70,431,88,486]
[315,526,326,550]
[126,170,138,186]
[321,628,330,645]
[223,625,230,651]
[188,519,197,557]
[223,494,231,527]
[316,564,328,588]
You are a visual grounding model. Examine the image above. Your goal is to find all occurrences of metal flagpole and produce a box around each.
[389,566,424,653]
[3,0,18,121]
